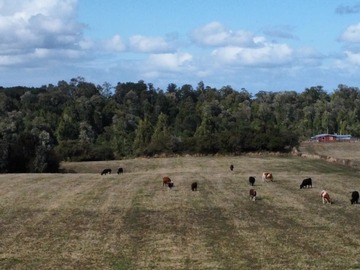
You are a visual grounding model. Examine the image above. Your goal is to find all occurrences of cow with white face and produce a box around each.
[262,172,273,182]
[321,190,332,204]
[168,182,174,190]
[163,176,171,187]
[249,189,257,201]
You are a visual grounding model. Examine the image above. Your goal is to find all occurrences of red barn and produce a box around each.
[311,134,351,142]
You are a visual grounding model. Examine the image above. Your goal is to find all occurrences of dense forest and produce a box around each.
[0,77,359,173]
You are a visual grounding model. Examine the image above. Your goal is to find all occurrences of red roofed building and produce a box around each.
[311,134,351,142]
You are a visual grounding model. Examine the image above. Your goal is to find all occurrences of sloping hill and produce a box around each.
[1,156,360,269]
[298,141,360,168]
[299,141,360,160]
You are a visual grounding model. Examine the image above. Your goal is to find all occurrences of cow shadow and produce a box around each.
[248,183,262,187]
[247,196,263,202]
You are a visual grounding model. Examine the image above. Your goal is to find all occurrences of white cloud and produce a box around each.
[344,51,360,65]
[191,21,257,47]
[0,0,85,67]
[191,21,295,68]
[0,47,84,68]
[129,35,175,53]
[137,52,198,85]
[78,38,94,50]
[146,52,193,71]
[212,43,293,66]
[339,23,360,43]
[0,55,23,66]
[1,3,356,92]
[104,35,126,52]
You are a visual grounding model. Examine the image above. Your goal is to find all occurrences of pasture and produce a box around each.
[1,155,360,269]
[300,141,360,164]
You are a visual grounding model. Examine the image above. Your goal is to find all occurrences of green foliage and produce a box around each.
[133,117,153,155]
[0,131,59,173]
[55,140,114,161]
[146,113,172,155]
[2,79,360,171]
[83,145,115,161]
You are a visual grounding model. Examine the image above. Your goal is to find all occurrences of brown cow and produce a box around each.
[163,176,172,187]
[230,164,234,171]
[321,190,332,204]
[262,172,273,182]
[249,189,257,201]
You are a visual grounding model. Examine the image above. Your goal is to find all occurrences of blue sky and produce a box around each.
[1,0,360,93]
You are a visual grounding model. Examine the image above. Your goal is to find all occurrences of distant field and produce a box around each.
[1,155,360,269]
[300,141,360,162]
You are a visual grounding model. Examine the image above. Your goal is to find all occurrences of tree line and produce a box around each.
[0,77,359,172]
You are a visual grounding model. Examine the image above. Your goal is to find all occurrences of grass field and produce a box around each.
[1,152,360,269]
[300,141,360,162]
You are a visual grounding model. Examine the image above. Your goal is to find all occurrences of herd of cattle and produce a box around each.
[100,164,360,205]
[254,170,359,205]
[242,165,359,205]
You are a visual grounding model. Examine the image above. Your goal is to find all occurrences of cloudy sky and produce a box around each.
[1,0,360,93]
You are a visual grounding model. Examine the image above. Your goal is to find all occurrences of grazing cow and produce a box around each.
[262,172,273,182]
[248,176,256,186]
[101,168,111,175]
[350,191,359,204]
[191,182,198,191]
[163,176,172,187]
[168,182,174,190]
[300,178,312,189]
[230,164,234,171]
[321,190,332,204]
[249,189,257,201]
[117,167,124,174]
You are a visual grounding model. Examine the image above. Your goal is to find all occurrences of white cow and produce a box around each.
[262,172,273,182]
[321,190,332,204]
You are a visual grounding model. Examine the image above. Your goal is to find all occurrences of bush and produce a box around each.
[55,141,114,161]
[83,145,115,161]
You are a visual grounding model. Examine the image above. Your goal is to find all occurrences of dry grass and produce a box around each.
[1,155,360,269]
[300,141,360,162]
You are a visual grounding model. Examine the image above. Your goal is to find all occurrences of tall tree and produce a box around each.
[148,113,172,154]
[133,117,153,155]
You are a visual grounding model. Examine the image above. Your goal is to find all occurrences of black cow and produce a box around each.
[168,182,174,189]
[230,164,234,171]
[300,178,312,189]
[248,176,255,186]
[101,168,112,175]
[117,167,124,174]
[350,191,359,204]
[191,182,198,191]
